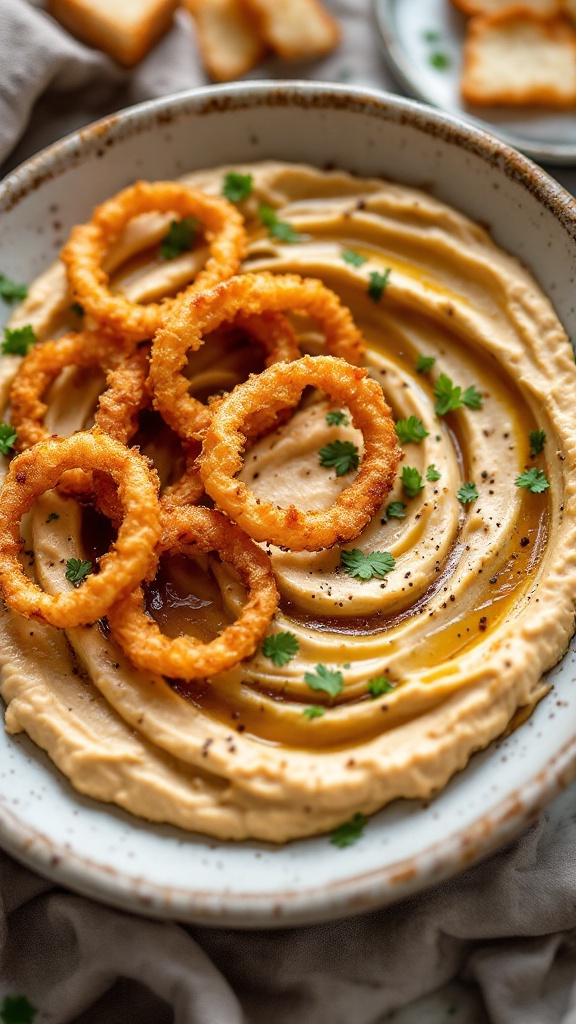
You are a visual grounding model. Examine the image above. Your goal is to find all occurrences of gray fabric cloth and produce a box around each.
[1,2,576,1022]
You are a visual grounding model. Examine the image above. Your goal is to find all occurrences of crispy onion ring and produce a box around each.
[149,272,366,443]
[107,506,279,680]
[0,431,161,627]
[61,181,247,342]
[9,330,123,452]
[199,354,402,551]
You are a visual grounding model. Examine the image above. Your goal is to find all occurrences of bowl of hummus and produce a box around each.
[1,82,576,927]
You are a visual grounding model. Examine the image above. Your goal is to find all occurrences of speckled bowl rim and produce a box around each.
[1,81,576,928]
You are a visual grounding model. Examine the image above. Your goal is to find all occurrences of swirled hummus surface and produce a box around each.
[2,161,576,842]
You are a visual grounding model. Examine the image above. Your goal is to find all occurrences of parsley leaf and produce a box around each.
[434,374,482,416]
[342,248,367,268]
[159,217,199,260]
[259,203,302,243]
[221,171,253,203]
[529,429,546,455]
[65,558,93,588]
[0,422,17,455]
[330,812,368,848]
[303,705,324,719]
[0,274,27,303]
[368,675,394,697]
[395,415,429,444]
[326,409,349,427]
[401,465,424,498]
[516,468,550,493]
[415,354,436,374]
[304,664,344,698]
[423,29,440,43]
[341,549,395,580]
[2,324,37,356]
[261,631,299,666]
[426,464,441,482]
[46,512,59,523]
[0,996,37,1024]
[368,269,391,302]
[429,51,451,70]
[384,501,406,519]
[433,373,462,416]
[319,439,359,476]
[457,481,478,504]
[462,385,483,409]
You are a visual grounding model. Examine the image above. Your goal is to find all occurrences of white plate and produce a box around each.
[374,0,576,165]
[1,83,576,928]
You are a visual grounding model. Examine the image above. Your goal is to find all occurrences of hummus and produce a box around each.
[1,161,576,843]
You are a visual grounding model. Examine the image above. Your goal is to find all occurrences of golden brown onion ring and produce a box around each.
[107,505,279,680]
[9,330,123,452]
[149,272,366,443]
[61,181,247,342]
[0,431,161,627]
[199,354,402,551]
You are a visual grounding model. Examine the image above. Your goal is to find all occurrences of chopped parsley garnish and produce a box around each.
[261,630,299,666]
[385,501,407,519]
[529,429,546,455]
[462,385,483,410]
[423,29,440,43]
[457,481,478,504]
[395,415,429,444]
[0,996,37,1024]
[433,373,483,416]
[159,217,199,260]
[0,274,27,303]
[0,422,17,455]
[2,324,37,356]
[342,248,367,268]
[341,549,395,580]
[259,203,302,243]
[401,465,424,498]
[221,171,253,203]
[426,464,441,482]
[46,512,59,523]
[330,812,368,848]
[368,675,394,697]
[516,467,550,493]
[415,354,436,374]
[304,664,344,698]
[367,268,391,302]
[429,51,451,70]
[319,439,359,476]
[303,705,324,719]
[326,409,349,427]
[70,302,84,317]
[65,558,93,588]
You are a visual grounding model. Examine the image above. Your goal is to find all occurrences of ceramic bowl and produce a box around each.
[1,82,576,928]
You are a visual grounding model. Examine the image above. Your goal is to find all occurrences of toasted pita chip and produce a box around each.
[461,12,576,106]
[450,0,561,14]
[185,0,265,80]
[239,0,340,60]
[48,0,179,65]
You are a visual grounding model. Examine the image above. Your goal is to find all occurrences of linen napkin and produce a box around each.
[1,3,576,1022]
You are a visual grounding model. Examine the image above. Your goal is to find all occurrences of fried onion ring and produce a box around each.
[9,330,123,452]
[199,354,402,551]
[107,506,279,680]
[61,181,247,342]
[0,431,161,627]
[149,272,366,443]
